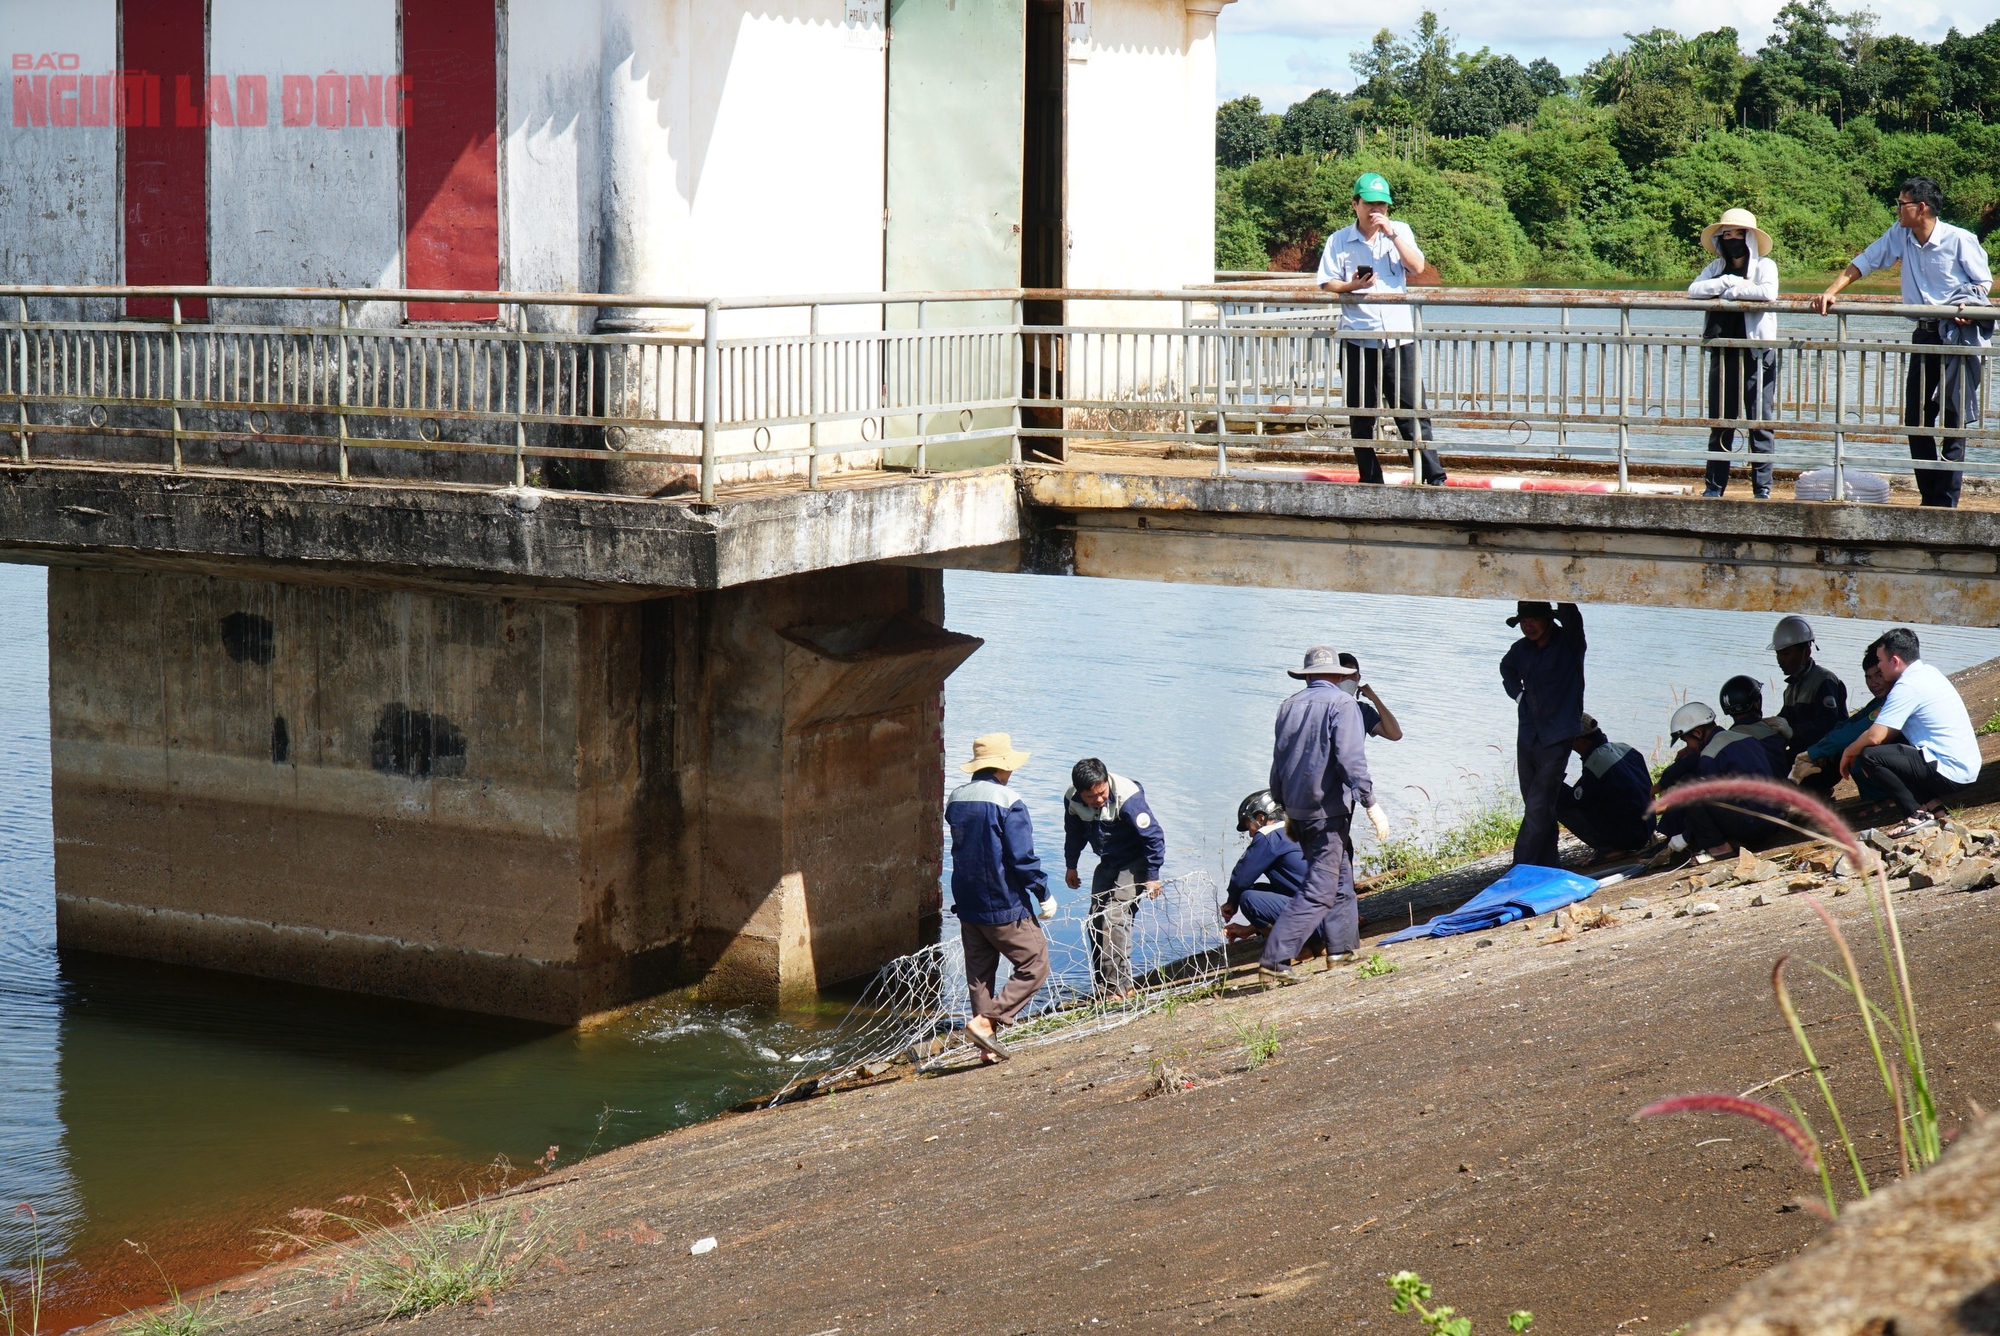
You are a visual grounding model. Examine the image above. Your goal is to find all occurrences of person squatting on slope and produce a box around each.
[943,733,1055,1062]
[1556,713,1655,858]
[1770,615,1849,754]
[1219,789,1309,942]
[1839,627,1983,837]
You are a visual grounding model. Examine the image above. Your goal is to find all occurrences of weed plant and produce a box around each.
[267,1187,550,1320]
[1356,952,1399,979]
[1636,776,1940,1217]
[1980,709,2000,736]
[1362,786,1521,889]
[1232,1016,1281,1069]
[1388,1271,1533,1336]
[117,1242,218,1336]
[0,1204,44,1336]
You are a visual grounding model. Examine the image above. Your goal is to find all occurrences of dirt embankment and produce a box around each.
[156,819,2000,1336]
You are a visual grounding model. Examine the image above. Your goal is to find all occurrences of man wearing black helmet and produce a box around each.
[1719,675,1793,770]
[1220,790,1310,943]
[1770,616,1848,751]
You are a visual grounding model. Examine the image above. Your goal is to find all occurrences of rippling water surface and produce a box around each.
[4,561,1999,1328]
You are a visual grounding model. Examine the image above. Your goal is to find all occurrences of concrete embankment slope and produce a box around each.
[169,829,2000,1335]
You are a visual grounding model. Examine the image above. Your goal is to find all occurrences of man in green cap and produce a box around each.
[1317,172,1446,486]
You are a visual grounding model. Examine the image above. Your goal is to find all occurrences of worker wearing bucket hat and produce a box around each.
[944,733,1055,1060]
[1687,208,1780,499]
[1317,172,1447,489]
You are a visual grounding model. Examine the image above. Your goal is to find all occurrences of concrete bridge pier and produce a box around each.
[47,563,978,1023]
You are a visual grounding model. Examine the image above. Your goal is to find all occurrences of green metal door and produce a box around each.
[882,0,1026,469]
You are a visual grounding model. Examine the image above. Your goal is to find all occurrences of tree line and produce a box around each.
[1217,5,2000,282]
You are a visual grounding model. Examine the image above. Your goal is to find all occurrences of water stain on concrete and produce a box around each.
[218,612,274,665]
[369,704,467,780]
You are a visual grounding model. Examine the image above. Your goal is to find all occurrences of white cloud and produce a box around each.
[1218,0,2000,107]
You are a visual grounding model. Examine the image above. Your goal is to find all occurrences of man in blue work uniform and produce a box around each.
[1720,675,1794,771]
[1064,757,1167,999]
[945,733,1056,1061]
[1555,714,1654,858]
[1770,616,1849,753]
[1499,601,1586,868]
[1264,647,1392,987]
[1318,171,1447,486]
[1817,176,1993,507]
[1339,652,1405,741]
[1220,790,1309,942]
[1662,702,1783,859]
[1791,641,1891,800]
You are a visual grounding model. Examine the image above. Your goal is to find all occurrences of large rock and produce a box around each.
[1689,1116,2000,1335]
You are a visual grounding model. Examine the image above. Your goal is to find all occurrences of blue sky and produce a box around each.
[1216,0,2000,111]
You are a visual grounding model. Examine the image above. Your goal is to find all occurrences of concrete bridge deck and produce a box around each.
[6,448,1996,624]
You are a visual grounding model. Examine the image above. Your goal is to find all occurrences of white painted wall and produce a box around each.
[690,3,885,303]
[507,0,603,332]
[0,0,118,317]
[1065,0,1210,331]
[208,0,401,324]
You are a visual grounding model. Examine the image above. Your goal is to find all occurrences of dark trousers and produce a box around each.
[1087,860,1144,996]
[1852,742,1964,817]
[1556,794,1653,856]
[1235,885,1293,933]
[1261,816,1356,965]
[1343,341,1446,484]
[1704,347,1778,497]
[961,917,1050,1028]
[1515,741,1571,868]
[1681,801,1785,854]
[1906,325,1977,508]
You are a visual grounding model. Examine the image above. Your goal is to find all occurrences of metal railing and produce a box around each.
[3,284,1996,504]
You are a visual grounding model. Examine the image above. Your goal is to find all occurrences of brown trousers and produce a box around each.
[961,917,1051,1027]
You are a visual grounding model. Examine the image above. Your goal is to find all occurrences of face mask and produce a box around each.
[1337,679,1361,697]
[1717,234,1749,261]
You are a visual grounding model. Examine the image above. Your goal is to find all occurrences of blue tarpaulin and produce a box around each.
[1381,865,1602,944]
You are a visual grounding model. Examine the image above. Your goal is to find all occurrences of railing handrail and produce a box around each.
[0,283,1986,324]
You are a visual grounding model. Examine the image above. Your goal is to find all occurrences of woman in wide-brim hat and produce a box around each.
[1688,208,1781,500]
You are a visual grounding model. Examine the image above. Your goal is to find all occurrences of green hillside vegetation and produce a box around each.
[1217,4,2000,284]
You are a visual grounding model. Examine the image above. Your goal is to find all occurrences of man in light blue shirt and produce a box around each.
[1839,628,1984,837]
[1317,172,1446,487]
[1817,177,1993,507]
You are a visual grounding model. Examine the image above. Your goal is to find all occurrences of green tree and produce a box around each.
[1217,95,1280,167]
[1432,54,1539,137]
[1876,34,1942,128]
[1350,11,1458,127]
[1280,90,1353,156]
[1613,81,1700,164]
[1526,58,1567,99]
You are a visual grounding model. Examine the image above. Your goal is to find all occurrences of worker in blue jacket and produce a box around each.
[1500,601,1587,868]
[1220,790,1309,941]
[945,733,1055,1060]
[1770,616,1849,752]
[1662,702,1784,859]
[1720,675,1795,771]
[1262,647,1393,987]
[1064,757,1167,999]
[1556,714,1655,856]
[1790,641,1889,801]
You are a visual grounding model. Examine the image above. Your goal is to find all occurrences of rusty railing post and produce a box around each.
[700,299,720,504]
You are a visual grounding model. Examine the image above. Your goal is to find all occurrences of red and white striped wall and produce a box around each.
[5,0,499,319]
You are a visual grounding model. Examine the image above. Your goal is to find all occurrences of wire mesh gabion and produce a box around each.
[770,871,1227,1104]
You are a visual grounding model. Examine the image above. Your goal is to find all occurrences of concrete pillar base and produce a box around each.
[48,565,975,1021]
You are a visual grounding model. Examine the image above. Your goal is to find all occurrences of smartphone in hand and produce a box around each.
[1353,264,1376,285]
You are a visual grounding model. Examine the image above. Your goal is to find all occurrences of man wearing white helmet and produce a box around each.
[1661,701,1784,860]
[1770,616,1849,752]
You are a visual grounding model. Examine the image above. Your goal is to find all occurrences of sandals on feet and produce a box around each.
[1884,811,1939,839]
[964,1020,1012,1061]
